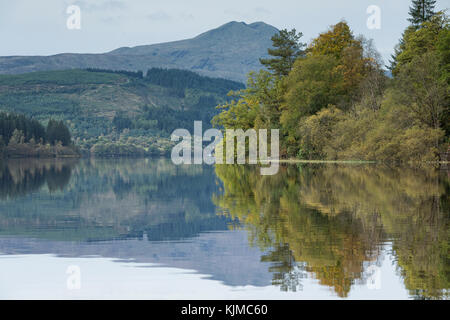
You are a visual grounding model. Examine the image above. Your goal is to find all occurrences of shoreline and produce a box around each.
[277,159,450,165]
[2,155,448,166]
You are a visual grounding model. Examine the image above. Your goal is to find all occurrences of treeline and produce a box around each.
[85,67,245,97]
[113,95,219,134]
[0,112,72,147]
[0,112,45,146]
[145,68,245,96]
[85,68,144,79]
[213,1,449,163]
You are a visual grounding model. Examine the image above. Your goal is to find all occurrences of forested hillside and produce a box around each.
[0,68,244,156]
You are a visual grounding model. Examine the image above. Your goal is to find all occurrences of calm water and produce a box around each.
[0,158,448,299]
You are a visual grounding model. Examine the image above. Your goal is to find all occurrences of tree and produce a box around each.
[408,0,437,27]
[113,113,134,131]
[260,29,306,77]
[391,12,448,75]
[296,106,345,159]
[308,21,358,59]
[391,11,449,139]
[212,70,285,131]
[397,51,448,132]
[307,22,380,104]
[0,112,46,145]
[46,119,72,146]
[9,129,25,145]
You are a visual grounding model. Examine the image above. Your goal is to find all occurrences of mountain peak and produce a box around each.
[194,21,278,40]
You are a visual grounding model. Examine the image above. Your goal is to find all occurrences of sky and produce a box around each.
[1,0,449,65]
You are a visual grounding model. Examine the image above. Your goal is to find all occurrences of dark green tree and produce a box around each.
[260,29,306,77]
[113,113,134,131]
[0,112,46,145]
[408,0,437,27]
[46,119,71,146]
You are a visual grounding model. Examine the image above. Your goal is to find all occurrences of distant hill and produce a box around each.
[0,21,279,82]
[0,68,244,155]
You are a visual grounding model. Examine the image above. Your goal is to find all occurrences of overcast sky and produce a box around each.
[1,0,449,64]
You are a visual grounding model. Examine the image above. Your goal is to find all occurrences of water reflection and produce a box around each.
[213,164,449,299]
[0,159,448,299]
[0,158,231,241]
[0,159,76,199]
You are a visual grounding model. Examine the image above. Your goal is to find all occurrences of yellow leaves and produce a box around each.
[308,21,358,59]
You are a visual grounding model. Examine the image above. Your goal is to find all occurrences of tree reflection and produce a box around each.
[213,164,449,299]
[0,158,229,242]
[0,159,77,199]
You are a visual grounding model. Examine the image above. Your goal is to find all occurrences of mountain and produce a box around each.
[0,21,278,83]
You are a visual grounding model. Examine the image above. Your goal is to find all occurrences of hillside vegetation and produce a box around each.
[0,68,244,156]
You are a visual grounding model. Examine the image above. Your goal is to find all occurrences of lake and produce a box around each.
[0,158,448,299]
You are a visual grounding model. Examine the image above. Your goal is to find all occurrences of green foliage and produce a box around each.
[212,70,285,139]
[46,119,72,146]
[408,0,437,27]
[0,68,242,156]
[296,106,345,159]
[328,99,445,162]
[85,68,144,79]
[112,112,134,131]
[391,11,449,137]
[0,112,46,145]
[259,29,306,77]
[293,91,444,163]
[280,22,381,156]
[0,111,78,157]
[145,68,244,96]
[396,51,448,130]
[280,55,343,154]
[392,12,448,76]
[0,69,124,86]
[213,13,449,162]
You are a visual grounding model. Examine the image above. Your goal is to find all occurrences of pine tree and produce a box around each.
[260,29,306,77]
[408,0,437,27]
[46,119,71,146]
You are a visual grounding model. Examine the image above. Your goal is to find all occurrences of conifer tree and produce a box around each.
[408,0,437,27]
[260,29,306,77]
